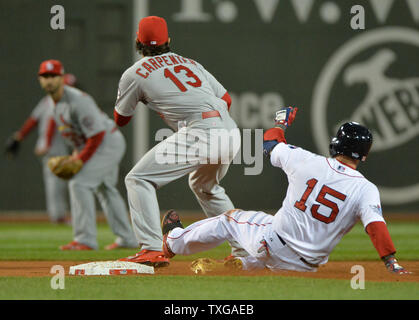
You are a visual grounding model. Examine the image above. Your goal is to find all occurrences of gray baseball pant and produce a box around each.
[125,111,248,257]
[68,130,137,249]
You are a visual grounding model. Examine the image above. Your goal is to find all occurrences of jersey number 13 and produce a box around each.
[294,178,347,224]
[164,65,202,92]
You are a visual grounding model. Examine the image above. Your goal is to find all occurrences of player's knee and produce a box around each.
[188,174,214,195]
[188,175,200,193]
[125,172,156,190]
[124,172,134,188]
[68,179,87,193]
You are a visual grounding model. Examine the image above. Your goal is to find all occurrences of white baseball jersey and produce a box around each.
[115,52,229,124]
[31,96,69,156]
[270,143,385,265]
[53,86,116,151]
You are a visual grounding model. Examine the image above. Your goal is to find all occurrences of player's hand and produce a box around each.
[34,146,49,156]
[382,255,412,275]
[274,106,298,130]
[61,155,82,166]
[4,133,20,159]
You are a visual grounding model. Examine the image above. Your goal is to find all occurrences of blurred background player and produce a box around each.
[113,16,246,267]
[161,109,411,275]
[3,72,81,224]
[35,59,137,250]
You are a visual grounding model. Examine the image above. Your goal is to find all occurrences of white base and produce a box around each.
[69,261,154,275]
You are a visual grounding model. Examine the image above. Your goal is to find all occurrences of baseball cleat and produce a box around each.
[118,249,169,268]
[161,209,184,235]
[60,241,93,251]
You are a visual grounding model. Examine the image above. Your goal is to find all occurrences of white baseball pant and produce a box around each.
[167,209,318,272]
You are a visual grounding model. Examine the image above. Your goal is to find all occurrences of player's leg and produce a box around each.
[188,164,234,217]
[124,146,197,251]
[188,164,248,257]
[123,126,209,253]
[167,209,273,270]
[66,178,98,249]
[90,131,138,249]
[62,139,125,251]
[42,157,69,223]
[95,168,138,249]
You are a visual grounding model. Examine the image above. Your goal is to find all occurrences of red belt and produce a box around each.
[202,110,221,119]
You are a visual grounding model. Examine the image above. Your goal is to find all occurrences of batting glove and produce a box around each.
[274,106,298,130]
[382,254,412,275]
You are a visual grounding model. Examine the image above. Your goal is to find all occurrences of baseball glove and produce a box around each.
[190,257,243,274]
[190,258,220,274]
[47,155,83,180]
[4,135,20,159]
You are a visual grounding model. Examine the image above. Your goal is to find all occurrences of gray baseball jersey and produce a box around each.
[31,96,69,156]
[115,52,229,124]
[53,86,116,152]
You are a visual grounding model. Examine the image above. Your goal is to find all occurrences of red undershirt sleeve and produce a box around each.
[221,92,232,111]
[114,109,132,127]
[17,117,38,140]
[45,117,56,148]
[76,131,105,163]
[365,221,396,258]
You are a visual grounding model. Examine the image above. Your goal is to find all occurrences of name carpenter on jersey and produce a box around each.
[163,304,254,317]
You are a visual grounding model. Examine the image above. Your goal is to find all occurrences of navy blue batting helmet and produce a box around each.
[329,122,373,161]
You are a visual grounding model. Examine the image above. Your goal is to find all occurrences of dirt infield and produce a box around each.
[1,260,418,282]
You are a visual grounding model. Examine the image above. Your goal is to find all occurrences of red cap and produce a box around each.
[136,16,168,46]
[38,60,64,76]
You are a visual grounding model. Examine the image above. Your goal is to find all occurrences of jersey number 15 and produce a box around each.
[294,178,347,224]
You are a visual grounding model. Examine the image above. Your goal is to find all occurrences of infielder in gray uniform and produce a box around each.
[5,78,72,223]
[37,59,137,250]
[114,16,246,267]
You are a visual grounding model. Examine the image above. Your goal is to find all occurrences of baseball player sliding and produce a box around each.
[161,108,411,275]
[4,75,77,223]
[113,16,246,267]
[36,59,137,250]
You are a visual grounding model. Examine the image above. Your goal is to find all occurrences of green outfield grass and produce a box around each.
[0,219,418,300]
[2,275,419,300]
